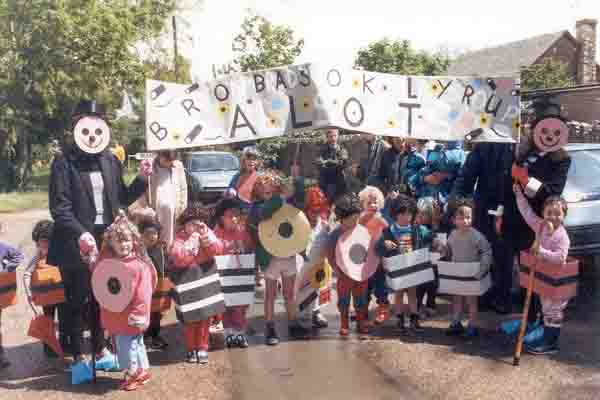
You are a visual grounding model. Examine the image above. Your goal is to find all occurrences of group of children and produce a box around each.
[0,140,574,390]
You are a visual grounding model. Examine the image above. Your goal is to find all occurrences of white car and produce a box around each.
[181,151,240,202]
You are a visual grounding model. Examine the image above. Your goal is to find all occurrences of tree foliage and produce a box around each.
[521,58,574,91]
[354,38,450,75]
[232,14,304,72]
[0,0,177,189]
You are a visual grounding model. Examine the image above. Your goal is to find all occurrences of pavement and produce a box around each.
[0,210,599,400]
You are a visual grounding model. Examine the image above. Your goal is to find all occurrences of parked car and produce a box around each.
[181,151,240,202]
[563,143,600,260]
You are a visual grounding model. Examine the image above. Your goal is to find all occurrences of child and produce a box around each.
[247,170,308,345]
[295,186,331,330]
[375,194,432,334]
[139,219,169,350]
[443,199,492,338]
[0,227,24,369]
[325,193,371,336]
[226,146,260,208]
[415,197,442,317]
[414,141,465,204]
[23,219,65,357]
[98,213,157,391]
[170,203,221,364]
[514,184,570,355]
[358,186,390,325]
[213,198,255,348]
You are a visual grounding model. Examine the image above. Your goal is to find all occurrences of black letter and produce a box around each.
[214,84,230,102]
[254,74,265,93]
[343,97,365,127]
[462,85,474,105]
[181,99,201,116]
[484,94,503,117]
[288,96,313,129]
[327,69,342,87]
[407,77,417,99]
[398,102,422,136]
[363,73,375,94]
[298,66,312,87]
[184,125,203,144]
[436,80,453,99]
[230,105,257,138]
[276,70,288,90]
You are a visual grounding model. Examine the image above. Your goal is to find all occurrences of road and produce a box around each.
[0,210,599,400]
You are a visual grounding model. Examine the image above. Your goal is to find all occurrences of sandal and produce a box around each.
[236,334,249,348]
[225,335,237,348]
[120,372,140,391]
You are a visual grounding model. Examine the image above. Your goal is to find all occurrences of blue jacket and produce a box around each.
[402,149,427,193]
[414,142,465,203]
[374,224,432,258]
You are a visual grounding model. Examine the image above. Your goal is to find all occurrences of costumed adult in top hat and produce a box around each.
[47,99,150,371]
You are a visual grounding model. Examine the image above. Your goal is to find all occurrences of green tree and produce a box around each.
[521,58,574,91]
[0,0,176,190]
[354,38,450,75]
[232,14,304,72]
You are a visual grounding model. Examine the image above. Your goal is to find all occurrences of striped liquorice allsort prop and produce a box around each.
[214,254,256,307]
[519,251,579,300]
[0,271,17,308]
[436,260,492,296]
[170,262,226,323]
[382,248,435,291]
[31,266,66,306]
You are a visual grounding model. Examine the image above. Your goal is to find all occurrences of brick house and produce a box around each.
[449,19,600,137]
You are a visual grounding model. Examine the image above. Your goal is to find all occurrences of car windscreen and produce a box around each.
[190,154,239,172]
[567,149,600,193]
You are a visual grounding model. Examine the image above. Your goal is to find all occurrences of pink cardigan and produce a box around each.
[213,225,255,256]
[515,190,570,264]
[170,229,220,268]
[101,255,157,336]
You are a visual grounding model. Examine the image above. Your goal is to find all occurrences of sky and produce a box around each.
[177,0,600,80]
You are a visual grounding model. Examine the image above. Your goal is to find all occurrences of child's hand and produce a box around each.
[384,240,398,250]
[543,220,555,234]
[513,183,523,194]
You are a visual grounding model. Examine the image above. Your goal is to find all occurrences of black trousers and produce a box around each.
[145,312,162,338]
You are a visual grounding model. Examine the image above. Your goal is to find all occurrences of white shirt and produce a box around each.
[88,172,105,225]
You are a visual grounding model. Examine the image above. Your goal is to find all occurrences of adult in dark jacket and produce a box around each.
[452,142,516,313]
[315,128,349,203]
[376,137,405,194]
[47,100,149,366]
[360,134,390,187]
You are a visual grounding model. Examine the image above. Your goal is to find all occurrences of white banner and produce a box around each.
[145,63,520,150]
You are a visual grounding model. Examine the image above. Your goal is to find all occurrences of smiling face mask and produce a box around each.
[532,117,569,153]
[73,116,111,155]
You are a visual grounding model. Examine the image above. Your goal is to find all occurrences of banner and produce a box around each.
[145,63,520,151]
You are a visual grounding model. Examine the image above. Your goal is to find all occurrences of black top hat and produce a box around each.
[72,100,107,118]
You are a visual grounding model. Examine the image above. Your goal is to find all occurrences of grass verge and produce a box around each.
[0,192,49,213]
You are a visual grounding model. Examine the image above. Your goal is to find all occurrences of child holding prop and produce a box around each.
[358,186,390,325]
[96,212,157,391]
[375,194,432,335]
[0,223,24,368]
[441,199,492,339]
[514,184,570,355]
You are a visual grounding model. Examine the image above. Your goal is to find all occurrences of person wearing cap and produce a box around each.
[225,146,259,209]
[47,99,150,370]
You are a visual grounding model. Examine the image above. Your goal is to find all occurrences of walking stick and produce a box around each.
[513,224,544,366]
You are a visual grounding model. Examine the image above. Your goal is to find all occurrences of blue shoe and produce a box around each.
[499,319,521,336]
[462,326,479,339]
[96,349,120,372]
[71,360,93,385]
[527,341,559,355]
[523,325,544,345]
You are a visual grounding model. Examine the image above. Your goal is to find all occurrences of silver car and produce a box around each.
[563,143,600,260]
[181,151,240,202]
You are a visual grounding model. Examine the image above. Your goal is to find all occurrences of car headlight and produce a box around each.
[563,191,585,203]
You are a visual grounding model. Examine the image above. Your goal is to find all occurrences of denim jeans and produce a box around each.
[114,334,149,373]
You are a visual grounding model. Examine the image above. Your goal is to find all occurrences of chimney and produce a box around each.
[576,19,597,84]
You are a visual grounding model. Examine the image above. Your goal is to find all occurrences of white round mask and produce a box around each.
[73,116,111,154]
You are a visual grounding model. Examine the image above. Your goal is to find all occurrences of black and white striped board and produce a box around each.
[436,260,492,296]
[214,254,256,307]
[170,262,226,323]
[382,248,435,291]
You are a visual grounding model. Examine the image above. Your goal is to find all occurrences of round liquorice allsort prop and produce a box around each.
[335,224,378,282]
[309,260,332,290]
[91,259,135,313]
[258,203,311,258]
[73,116,111,155]
[532,117,569,153]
